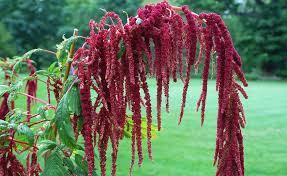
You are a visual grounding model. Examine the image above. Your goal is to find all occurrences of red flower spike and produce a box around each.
[0,93,9,120]
[71,3,248,176]
[170,14,184,82]
[25,59,38,122]
[139,66,153,160]
[78,63,95,176]
[178,6,197,124]
[160,23,171,113]
[46,77,51,104]
[198,14,214,126]
[123,26,136,85]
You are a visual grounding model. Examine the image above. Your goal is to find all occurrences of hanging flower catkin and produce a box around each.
[72,2,248,176]
[25,59,38,122]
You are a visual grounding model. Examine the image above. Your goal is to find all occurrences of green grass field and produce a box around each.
[15,78,287,176]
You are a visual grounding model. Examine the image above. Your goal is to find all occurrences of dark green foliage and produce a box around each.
[179,0,287,78]
[55,93,76,148]
[0,0,65,55]
[237,0,287,77]
[1,0,285,77]
[0,23,16,56]
[42,149,70,176]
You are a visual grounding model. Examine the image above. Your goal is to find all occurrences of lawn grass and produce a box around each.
[14,78,287,176]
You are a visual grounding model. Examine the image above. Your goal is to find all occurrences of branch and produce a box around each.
[28,119,50,127]
[8,137,39,150]
[63,28,78,83]
[18,92,56,110]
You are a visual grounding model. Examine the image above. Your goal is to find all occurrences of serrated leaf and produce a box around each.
[75,154,88,173]
[63,157,75,172]
[68,86,81,116]
[38,140,57,155]
[55,94,76,148]
[56,36,79,65]
[17,124,34,146]
[42,149,70,176]
[0,85,9,96]
[37,106,47,119]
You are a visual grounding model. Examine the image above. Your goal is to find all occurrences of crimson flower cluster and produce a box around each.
[71,2,248,176]
[25,59,38,121]
[0,151,26,175]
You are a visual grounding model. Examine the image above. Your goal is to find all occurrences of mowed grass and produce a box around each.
[14,78,287,176]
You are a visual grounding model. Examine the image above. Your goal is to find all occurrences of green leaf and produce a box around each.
[63,157,75,172]
[16,124,34,146]
[75,154,88,173]
[37,106,47,119]
[55,94,76,149]
[0,85,9,96]
[35,70,50,77]
[38,140,57,156]
[68,86,81,116]
[42,149,70,176]
[56,36,79,65]
[0,120,8,130]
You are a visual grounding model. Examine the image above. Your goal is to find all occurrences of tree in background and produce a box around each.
[60,0,142,36]
[0,0,65,54]
[0,23,16,56]
[236,0,287,77]
[179,0,287,78]
[1,0,286,78]
[0,0,142,65]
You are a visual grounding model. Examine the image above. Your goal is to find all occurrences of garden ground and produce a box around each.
[16,78,287,176]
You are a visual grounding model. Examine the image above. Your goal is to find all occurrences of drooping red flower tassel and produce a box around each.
[139,67,153,160]
[197,13,214,126]
[46,77,51,104]
[214,83,245,176]
[170,14,184,82]
[160,22,171,113]
[78,63,94,176]
[0,93,9,120]
[25,59,38,122]
[27,149,42,176]
[178,6,197,124]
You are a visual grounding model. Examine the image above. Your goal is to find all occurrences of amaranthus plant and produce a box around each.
[0,1,248,176]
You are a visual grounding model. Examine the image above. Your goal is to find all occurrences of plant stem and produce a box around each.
[63,28,78,83]
[39,49,57,56]
[18,92,49,104]
[8,137,39,150]
[18,92,56,110]
[28,119,49,127]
